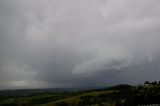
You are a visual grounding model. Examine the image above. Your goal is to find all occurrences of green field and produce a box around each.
[0,81,160,106]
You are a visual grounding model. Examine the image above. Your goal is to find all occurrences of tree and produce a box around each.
[144,81,150,85]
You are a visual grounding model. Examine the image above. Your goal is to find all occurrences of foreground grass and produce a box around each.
[40,90,119,106]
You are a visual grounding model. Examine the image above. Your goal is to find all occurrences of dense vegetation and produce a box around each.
[0,81,160,106]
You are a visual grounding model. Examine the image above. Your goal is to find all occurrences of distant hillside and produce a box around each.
[0,81,160,106]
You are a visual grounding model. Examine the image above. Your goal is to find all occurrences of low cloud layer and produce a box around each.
[1,0,160,89]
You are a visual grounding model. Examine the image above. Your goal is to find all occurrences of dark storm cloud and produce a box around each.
[1,0,160,89]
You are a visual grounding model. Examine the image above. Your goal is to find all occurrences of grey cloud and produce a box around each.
[1,0,160,89]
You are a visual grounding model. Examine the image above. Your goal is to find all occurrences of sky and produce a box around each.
[1,0,160,89]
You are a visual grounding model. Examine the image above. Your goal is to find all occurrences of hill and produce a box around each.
[0,82,160,106]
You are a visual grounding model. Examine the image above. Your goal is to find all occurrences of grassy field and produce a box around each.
[0,82,160,106]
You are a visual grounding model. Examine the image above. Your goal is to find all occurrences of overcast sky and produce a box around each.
[1,0,160,89]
